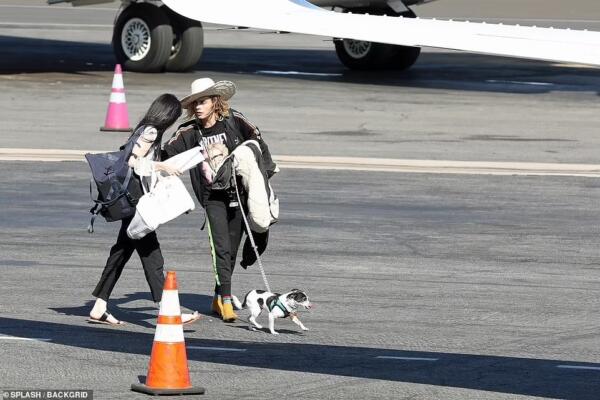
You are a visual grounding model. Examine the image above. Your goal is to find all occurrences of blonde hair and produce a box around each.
[185,96,230,121]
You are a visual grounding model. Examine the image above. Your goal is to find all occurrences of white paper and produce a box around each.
[163,147,205,172]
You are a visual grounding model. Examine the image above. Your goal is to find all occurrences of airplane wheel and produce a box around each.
[334,39,398,70]
[334,8,420,70]
[113,4,173,72]
[165,11,204,72]
[390,45,421,70]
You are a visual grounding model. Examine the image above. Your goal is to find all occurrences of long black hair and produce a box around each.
[133,93,182,143]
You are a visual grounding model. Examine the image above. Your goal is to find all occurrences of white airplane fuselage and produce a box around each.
[312,0,432,7]
[54,0,600,73]
[49,0,432,72]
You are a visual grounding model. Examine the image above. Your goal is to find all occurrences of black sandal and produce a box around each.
[87,312,124,326]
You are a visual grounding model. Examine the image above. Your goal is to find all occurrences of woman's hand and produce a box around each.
[155,162,182,176]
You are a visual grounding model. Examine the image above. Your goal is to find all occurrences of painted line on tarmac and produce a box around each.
[0,336,52,342]
[0,23,224,30]
[376,356,439,361]
[486,80,554,87]
[188,346,246,352]
[557,365,600,371]
[276,155,600,177]
[3,148,600,177]
[256,70,343,77]
[452,17,600,24]
[0,148,92,162]
[0,22,112,29]
[0,4,115,11]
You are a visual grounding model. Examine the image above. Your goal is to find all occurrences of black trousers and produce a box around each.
[92,217,165,303]
[206,192,244,298]
[241,230,269,268]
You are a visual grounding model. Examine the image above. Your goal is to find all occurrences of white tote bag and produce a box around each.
[127,172,195,239]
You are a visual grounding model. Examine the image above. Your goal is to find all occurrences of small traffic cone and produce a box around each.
[131,271,205,396]
[100,64,132,132]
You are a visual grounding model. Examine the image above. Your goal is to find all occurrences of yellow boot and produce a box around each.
[221,302,238,322]
[211,296,223,317]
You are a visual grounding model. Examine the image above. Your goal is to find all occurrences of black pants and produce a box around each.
[206,192,244,298]
[92,217,165,302]
[241,230,269,268]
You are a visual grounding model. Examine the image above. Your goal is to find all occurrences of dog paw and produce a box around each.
[302,327,309,331]
[270,331,279,335]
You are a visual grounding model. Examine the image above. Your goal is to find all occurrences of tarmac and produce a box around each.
[0,1,599,399]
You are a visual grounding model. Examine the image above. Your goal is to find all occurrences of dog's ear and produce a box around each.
[289,291,307,302]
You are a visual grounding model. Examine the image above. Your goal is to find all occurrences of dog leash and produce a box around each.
[232,166,272,293]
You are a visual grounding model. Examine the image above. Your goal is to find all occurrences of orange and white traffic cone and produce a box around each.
[131,271,205,396]
[100,64,132,132]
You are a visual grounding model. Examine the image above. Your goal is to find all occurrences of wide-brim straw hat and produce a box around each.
[180,78,236,108]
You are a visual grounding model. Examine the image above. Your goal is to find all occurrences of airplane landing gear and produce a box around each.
[113,3,203,73]
[333,9,421,71]
[165,10,204,72]
[334,39,420,70]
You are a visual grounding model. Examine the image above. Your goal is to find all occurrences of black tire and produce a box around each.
[165,11,204,72]
[389,45,421,70]
[334,39,399,70]
[388,8,420,70]
[333,8,421,71]
[112,4,173,73]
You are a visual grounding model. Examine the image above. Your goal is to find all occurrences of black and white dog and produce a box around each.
[232,289,312,335]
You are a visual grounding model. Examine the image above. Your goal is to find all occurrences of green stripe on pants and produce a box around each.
[206,219,220,286]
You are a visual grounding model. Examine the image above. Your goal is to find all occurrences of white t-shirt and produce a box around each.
[130,126,159,177]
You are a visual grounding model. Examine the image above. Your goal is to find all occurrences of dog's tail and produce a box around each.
[231,294,244,310]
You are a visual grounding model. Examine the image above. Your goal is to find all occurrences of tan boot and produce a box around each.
[221,302,238,322]
[211,297,223,317]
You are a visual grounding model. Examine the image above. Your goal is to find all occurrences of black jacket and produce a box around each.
[162,110,276,207]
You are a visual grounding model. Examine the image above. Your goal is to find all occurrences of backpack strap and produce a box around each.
[88,178,100,233]
[88,206,100,233]
[223,110,244,149]
[87,167,135,234]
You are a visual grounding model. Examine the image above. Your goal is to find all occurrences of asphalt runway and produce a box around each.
[1,2,600,163]
[1,1,600,399]
[2,161,600,400]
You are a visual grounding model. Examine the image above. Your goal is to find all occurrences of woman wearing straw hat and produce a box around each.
[163,78,277,322]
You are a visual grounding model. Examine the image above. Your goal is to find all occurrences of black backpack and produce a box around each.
[85,128,145,233]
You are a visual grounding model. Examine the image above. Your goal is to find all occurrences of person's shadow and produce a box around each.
[50,292,213,329]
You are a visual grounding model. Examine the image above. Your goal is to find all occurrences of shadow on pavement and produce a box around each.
[0,35,115,74]
[1,35,599,95]
[1,315,599,399]
[50,292,214,329]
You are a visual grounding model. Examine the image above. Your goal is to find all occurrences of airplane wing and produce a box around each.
[162,0,600,67]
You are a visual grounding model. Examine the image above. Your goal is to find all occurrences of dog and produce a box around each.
[232,289,312,335]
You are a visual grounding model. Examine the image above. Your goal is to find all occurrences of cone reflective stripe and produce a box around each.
[110,92,127,104]
[160,290,182,317]
[111,68,125,92]
[132,271,205,396]
[100,64,132,132]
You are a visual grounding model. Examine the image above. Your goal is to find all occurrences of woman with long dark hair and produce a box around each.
[88,93,199,326]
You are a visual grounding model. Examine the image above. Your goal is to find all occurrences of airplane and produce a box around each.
[49,0,600,73]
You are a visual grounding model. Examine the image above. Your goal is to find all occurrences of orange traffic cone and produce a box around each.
[131,271,205,396]
[100,64,132,132]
